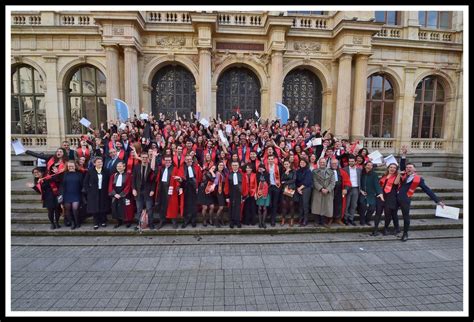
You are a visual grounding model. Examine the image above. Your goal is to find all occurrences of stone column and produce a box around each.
[124,46,140,115]
[453,67,463,153]
[199,48,212,118]
[335,53,352,138]
[397,67,417,151]
[269,50,283,120]
[350,55,369,142]
[43,56,62,148]
[104,45,120,120]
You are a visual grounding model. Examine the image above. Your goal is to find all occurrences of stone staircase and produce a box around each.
[10,175,464,236]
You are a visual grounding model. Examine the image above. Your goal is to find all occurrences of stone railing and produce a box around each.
[147,12,191,24]
[217,13,265,26]
[418,29,456,42]
[289,15,330,30]
[60,14,94,26]
[374,26,402,39]
[363,138,396,153]
[12,14,42,25]
[65,135,82,147]
[11,135,48,148]
[410,139,445,151]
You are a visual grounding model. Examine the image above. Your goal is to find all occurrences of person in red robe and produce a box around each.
[108,161,133,228]
[241,164,257,225]
[180,154,203,228]
[155,155,184,229]
[329,158,351,225]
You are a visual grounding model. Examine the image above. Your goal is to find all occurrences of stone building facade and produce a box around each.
[10,10,464,177]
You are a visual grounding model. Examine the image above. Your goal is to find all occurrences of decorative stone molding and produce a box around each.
[190,54,199,68]
[43,55,58,63]
[142,84,153,92]
[113,27,124,36]
[166,53,175,61]
[143,55,154,66]
[293,41,321,53]
[211,50,229,72]
[248,52,270,77]
[12,55,23,64]
[353,36,363,45]
[78,56,87,63]
[156,36,186,49]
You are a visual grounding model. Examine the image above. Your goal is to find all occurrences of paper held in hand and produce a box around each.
[119,123,127,130]
[384,154,398,166]
[79,117,91,128]
[225,124,232,134]
[435,205,460,220]
[312,137,322,146]
[368,150,383,161]
[218,130,229,147]
[139,113,149,120]
[199,118,210,128]
[11,140,26,155]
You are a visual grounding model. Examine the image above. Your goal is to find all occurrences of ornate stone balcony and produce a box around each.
[12,14,41,25]
[11,135,48,149]
[364,138,396,153]
[60,14,95,26]
[374,26,402,39]
[418,28,457,42]
[217,13,266,26]
[289,15,331,29]
[410,139,445,151]
[147,12,192,24]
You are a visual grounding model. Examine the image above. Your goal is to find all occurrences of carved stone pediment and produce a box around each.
[156,36,186,49]
[293,41,321,53]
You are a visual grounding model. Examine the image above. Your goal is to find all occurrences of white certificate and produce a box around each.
[225,124,232,134]
[79,117,91,128]
[119,123,127,130]
[200,118,210,128]
[11,140,26,155]
[368,150,383,161]
[372,157,384,165]
[312,138,322,146]
[435,205,460,220]
[218,130,229,147]
[383,154,398,166]
[139,113,149,120]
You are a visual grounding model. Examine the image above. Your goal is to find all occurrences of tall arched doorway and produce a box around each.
[283,68,322,125]
[151,65,196,119]
[216,66,261,120]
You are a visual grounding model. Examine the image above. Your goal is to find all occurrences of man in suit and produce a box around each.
[133,151,157,229]
[342,155,362,226]
[397,146,445,241]
[330,158,351,225]
[104,149,120,174]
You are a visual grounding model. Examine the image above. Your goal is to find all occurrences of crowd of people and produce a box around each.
[25,112,445,242]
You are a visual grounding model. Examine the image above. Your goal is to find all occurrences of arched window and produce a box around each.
[412,76,445,138]
[283,68,323,125]
[66,65,106,134]
[11,65,46,134]
[151,65,196,119]
[365,74,395,138]
[217,67,261,120]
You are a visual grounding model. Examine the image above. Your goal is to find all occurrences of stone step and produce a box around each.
[9,218,463,237]
[10,208,464,224]
[10,199,463,213]
[10,191,464,203]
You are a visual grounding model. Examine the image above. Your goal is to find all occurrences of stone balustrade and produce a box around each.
[418,29,456,42]
[12,15,41,25]
[11,135,48,148]
[66,135,82,148]
[363,138,396,153]
[147,12,191,23]
[374,27,402,39]
[410,139,445,151]
[60,15,94,26]
[217,13,265,26]
[289,15,330,29]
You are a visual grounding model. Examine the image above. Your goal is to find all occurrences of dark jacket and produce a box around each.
[360,170,382,206]
[132,164,157,196]
[82,167,111,214]
[281,169,296,190]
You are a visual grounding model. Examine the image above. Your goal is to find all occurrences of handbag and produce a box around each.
[283,186,295,197]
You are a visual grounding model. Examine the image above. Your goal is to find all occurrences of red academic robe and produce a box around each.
[173,154,185,168]
[242,172,257,197]
[237,146,251,163]
[108,172,134,222]
[155,166,184,219]
[339,169,352,220]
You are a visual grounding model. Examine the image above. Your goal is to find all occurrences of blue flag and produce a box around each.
[276,102,290,125]
[114,99,129,122]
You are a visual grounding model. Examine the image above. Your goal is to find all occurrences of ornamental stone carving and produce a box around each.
[143,55,154,66]
[248,52,270,76]
[113,27,124,35]
[293,41,321,53]
[156,36,186,49]
[211,50,230,72]
[353,36,363,45]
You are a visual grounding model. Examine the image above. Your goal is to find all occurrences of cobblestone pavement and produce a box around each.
[10,235,463,312]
